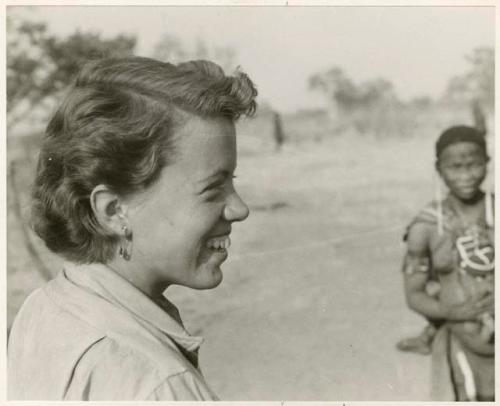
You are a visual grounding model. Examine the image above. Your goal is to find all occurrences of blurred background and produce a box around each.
[6,5,494,401]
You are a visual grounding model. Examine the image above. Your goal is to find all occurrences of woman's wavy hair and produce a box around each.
[31,56,258,263]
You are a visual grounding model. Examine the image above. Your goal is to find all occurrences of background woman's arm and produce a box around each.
[403,262,449,321]
[403,223,493,322]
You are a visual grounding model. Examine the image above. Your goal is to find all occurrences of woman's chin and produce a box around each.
[452,187,483,203]
[193,264,224,290]
[189,247,228,289]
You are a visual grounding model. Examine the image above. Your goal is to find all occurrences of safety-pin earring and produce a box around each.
[119,225,133,261]
[434,171,444,236]
[485,188,493,228]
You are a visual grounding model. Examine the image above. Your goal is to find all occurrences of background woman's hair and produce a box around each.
[31,56,258,263]
[435,125,487,159]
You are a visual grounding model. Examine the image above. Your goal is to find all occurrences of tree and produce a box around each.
[152,33,187,63]
[309,66,407,136]
[309,67,400,115]
[465,47,494,109]
[444,47,494,110]
[7,16,136,133]
[309,67,357,110]
[7,17,51,129]
[359,78,398,107]
[152,33,237,73]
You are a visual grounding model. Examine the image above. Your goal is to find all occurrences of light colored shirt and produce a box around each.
[8,262,218,401]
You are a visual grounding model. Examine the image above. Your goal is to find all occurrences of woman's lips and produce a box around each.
[197,235,230,266]
[456,185,477,194]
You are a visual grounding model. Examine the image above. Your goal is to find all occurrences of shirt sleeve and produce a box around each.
[146,371,219,401]
[65,337,216,401]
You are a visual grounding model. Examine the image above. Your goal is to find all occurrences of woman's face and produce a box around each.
[437,141,488,202]
[126,114,249,291]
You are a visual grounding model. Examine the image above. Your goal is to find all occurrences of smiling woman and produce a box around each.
[8,56,257,400]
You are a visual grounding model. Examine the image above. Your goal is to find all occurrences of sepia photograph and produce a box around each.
[5,2,495,402]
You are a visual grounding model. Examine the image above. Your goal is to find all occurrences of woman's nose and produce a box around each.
[223,192,250,222]
[457,169,475,182]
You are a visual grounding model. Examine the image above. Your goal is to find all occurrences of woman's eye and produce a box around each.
[208,175,237,190]
[210,182,226,191]
[471,162,486,170]
[443,164,461,171]
[202,179,224,192]
[202,175,236,198]
[201,181,226,200]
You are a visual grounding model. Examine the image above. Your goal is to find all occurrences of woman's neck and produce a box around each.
[448,190,484,208]
[106,258,170,303]
[447,190,485,224]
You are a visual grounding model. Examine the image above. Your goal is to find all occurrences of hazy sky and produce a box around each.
[9,5,494,113]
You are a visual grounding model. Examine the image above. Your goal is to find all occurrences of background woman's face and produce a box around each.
[127,114,249,290]
[438,141,488,201]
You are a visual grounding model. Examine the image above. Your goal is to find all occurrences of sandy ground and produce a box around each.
[8,131,475,400]
[168,135,438,400]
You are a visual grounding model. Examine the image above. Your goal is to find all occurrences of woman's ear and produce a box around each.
[435,160,442,176]
[90,185,128,236]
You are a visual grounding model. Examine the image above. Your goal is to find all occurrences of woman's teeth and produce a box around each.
[205,236,231,250]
